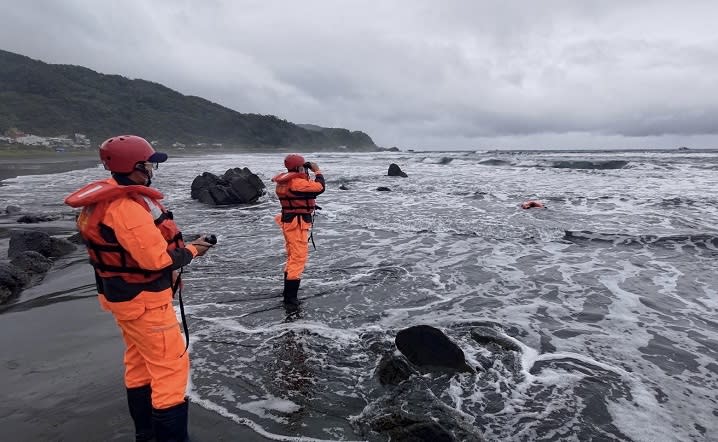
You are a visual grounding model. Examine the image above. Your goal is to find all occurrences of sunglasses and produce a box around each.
[135,162,159,171]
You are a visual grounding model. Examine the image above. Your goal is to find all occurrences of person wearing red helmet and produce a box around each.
[64,135,214,441]
[271,154,325,306]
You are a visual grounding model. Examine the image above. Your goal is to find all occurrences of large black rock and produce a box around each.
[8,230,76,259]
[470,326,522,352]
[395,325,472,372]
[5,205,21,215]
[388,163,408,177]
[360,382,483,441]
[372,412,456,441]
[191,167,266,205]
[375,353,414,386]
[10,251,52,274]
[16,213,61,223]
[0,263,29,305]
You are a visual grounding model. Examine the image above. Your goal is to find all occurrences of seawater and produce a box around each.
[2,149,718,441]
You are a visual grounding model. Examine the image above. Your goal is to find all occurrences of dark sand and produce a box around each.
[0,158,270,441]
[0,153,100,181]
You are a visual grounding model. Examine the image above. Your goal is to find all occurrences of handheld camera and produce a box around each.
[204,234,217,245]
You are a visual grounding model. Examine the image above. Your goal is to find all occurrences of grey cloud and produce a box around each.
[1,0,718,149]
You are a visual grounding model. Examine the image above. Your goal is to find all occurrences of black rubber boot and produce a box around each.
[127,385,154,442]
[281,272,288,297]
[153,400,189,442]
[283,279,300,306]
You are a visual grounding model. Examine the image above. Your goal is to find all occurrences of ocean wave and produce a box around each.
[563,230,718,249]
[416,156,455,165]
[476,158,630,170]
[478,158,511,166]
[549,160,629,170]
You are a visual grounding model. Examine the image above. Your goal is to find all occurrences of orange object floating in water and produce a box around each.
[521,200,545,209]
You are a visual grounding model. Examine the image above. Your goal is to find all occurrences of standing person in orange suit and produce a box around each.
[65,135,214,442]
[271,154,325,306]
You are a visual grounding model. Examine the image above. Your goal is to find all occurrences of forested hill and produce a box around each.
[0,49,377,150]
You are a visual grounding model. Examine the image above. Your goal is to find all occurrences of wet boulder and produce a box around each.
[395,325,472,372]
[388,163,408,177]
[5,205,21,215]
[16,213,61,223]
[360,383,483,441]
[471,326,523,376]
[376,187,391,192]
[0,263,27,304]
[470,326,522,352]
[191,167,266,205]
[10,251,52,274]
[375,353,414,386]
[8,230,76,259]
[372,413,456,441]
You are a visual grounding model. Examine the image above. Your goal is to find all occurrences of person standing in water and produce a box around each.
[271,154,325,306]
[65,135,214,441]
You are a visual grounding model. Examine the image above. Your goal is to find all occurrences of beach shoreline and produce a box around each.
[0,151,100,182]
[0,147,270,182]
[0,282,264,441]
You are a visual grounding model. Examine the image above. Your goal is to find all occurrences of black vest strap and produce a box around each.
[91,260,164,276]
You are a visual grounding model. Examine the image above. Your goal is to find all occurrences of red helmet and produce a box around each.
[99,135,167,174]
[284,154,305,170]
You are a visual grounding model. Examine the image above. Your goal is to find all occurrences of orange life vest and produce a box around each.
[521,200,545,209]
[272,172,317,215]
[65,179,184,298]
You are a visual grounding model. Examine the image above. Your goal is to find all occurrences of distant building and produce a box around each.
[16,135,50,146]
[2,131,93,149]
[74,133,90,146]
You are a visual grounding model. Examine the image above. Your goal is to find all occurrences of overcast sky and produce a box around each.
[2,0,717,150]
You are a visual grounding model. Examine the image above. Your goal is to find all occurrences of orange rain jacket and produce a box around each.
[65,178,199,319]
[65,178,198,408]
[272,170,325,280]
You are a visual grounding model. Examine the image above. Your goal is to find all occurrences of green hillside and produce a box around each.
[0,49,376,150]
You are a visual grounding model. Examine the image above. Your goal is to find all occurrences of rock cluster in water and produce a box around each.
[388,163,408,177]
[191,167,266,205]
[395,324,473,372]
[0,229,76,304]
[360,324,526,441]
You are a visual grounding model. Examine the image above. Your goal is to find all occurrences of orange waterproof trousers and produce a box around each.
[115,303,189,409]
[276,215,311,280]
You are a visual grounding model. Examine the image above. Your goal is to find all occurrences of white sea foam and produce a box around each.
[6,150,718,440]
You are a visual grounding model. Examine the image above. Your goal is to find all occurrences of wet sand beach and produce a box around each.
[0,151,100,181]
[0,156,267,441]
[0,280,263,441]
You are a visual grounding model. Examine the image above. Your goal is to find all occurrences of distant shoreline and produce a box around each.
[2,146,714,183]
[0,152,100,182]
[0,146,384,182]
